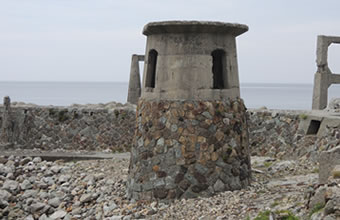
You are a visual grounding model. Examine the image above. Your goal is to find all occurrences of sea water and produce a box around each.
[1,81,340,110]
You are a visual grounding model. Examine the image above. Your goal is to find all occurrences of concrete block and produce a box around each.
[319,146,340,184]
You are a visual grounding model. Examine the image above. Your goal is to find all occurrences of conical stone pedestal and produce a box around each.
[127,98,251,201]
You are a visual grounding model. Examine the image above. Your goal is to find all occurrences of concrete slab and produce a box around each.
[301,110,340,137]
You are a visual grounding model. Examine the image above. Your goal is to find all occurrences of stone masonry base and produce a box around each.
[127,98,251,201]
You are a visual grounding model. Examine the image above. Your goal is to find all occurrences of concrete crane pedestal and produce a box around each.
[127,21,251,201]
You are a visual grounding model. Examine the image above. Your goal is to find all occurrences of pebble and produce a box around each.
[30,202,46,212]
[3,179,19,192]
[0,189,11,201]
[48,198,61,208]
[20,179,33,190]
[50,210,67,219]
[80,193,93,203]
[33,157,42,163]
[50,165,61,174]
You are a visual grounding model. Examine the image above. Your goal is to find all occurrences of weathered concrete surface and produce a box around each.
[319,146,340,184]
[141,21,248,101]
[312,35,340,110]
[143,21,248,36]
[127,54,144,104]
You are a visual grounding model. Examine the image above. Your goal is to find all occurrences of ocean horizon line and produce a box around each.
[0,80,314,86]
[1,81,339,110]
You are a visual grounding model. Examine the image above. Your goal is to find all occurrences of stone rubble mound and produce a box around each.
[0,155,128,220]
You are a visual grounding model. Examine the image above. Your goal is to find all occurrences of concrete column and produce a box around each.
[312,72,329,110]
[0,96,12,143]
[312,35,340,110]
[127,55,143,104]
[316,35,330,67]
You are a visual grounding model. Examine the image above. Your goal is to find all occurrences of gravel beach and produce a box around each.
[0,153,323,220]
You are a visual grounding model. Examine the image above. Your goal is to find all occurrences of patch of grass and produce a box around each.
[254,210,271,220]
[299,114,308,120]
[264,161,273,168]
[332,169,340,178]
[256,190,266,194]
[309,203,324,218]
[275,210,299,220]
[254,210,299,220]
[270,201,279,208]
[295,202,304,207]
[312,168,319,173]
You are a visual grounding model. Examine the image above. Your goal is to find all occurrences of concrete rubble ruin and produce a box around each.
[127,21,251,201]
[127,55,144,104]
[312,35,340,110]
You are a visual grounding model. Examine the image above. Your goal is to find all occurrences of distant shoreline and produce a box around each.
[1,81,340,110]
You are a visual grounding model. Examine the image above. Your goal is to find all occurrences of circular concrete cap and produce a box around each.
[143,20,248,36]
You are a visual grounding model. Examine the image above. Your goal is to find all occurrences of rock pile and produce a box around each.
[0,153,328,220]
[306,170,340,219]
[328,98,340,111]
[0,102,136,152]
[0,155,128,220]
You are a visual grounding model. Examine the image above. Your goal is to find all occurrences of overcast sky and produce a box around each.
[1,0,340,84]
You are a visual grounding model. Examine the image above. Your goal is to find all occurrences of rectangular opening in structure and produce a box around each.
[212,49,227,89]
[306,120,321,135]
[145,49,158,88]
